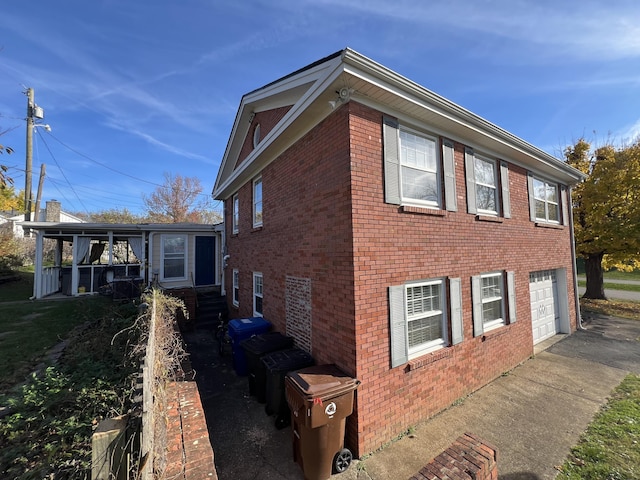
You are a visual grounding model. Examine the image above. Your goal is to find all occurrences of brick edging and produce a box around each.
[409,432,498,480]
[164,381,218,480]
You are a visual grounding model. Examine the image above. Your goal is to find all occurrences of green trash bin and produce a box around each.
[285,364,360,480]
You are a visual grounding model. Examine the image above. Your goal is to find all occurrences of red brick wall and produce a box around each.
[224,104,357,372]
[348,101,576,454]
[223,100,577,457]
[235,106,293,169]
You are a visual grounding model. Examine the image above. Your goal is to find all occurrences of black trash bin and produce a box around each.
[240,332,294,402]
[262,347,314,428]
[285,364,360,480]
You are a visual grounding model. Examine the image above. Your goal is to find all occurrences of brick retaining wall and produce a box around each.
[164,381,217,480]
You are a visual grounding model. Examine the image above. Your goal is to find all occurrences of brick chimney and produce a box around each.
[45,200,61,222]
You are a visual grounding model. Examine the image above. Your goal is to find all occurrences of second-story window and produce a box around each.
[253,176,263,227]
[465,148,511,217]
[383,117,457,212]
[398,129,440,207]
[531,176,559,223]
[232,193,239,234]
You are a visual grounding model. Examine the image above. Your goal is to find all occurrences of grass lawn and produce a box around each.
[557,373,640,479]
[0,271,112,390]
[576,260,640,281]
[0,270,34,302]
[599,269,640,281]
[577,280,640,293]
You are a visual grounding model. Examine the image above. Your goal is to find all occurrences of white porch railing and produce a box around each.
[41,266,61,298]
[76,264,142,295]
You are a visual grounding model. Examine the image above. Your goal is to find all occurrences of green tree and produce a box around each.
[565,138,640,299]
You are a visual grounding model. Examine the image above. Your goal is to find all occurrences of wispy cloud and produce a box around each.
[620,119,640,144]
[297,0,640,62]
[104,120,213,164]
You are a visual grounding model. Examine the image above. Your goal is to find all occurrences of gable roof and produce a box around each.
[213,48,584,200]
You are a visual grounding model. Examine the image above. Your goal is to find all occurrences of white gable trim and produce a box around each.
[213,56,345,199]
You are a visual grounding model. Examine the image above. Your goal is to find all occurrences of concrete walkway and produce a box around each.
[183,312,640,480]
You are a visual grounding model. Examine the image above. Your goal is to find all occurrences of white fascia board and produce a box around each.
[342,49,585,184]
[214,55,345,197]
[213,57,346,200]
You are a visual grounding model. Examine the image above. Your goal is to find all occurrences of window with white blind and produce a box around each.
[389,277,463,368]
[472,271,517,336]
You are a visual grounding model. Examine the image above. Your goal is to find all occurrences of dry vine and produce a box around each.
[134,289,189,479]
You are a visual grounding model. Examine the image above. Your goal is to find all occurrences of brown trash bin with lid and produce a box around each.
[285,364,360,480]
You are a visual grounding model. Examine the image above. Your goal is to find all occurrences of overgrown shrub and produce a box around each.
[0,301,142,479]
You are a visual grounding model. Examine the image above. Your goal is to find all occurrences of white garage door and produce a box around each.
[529,270,560,344]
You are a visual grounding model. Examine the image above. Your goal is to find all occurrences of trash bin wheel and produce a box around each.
[333,448,353,473]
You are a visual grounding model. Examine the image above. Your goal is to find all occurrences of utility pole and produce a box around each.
[34,163,46,221]
[24,87,46,222]
[25,87,34,222]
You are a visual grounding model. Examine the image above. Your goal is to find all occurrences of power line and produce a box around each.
[36,128,90,215]
[46,131,168,188]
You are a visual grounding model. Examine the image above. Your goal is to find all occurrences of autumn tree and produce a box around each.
[142,172,221,224]
[565,138,640,299]
[0,185,21,211]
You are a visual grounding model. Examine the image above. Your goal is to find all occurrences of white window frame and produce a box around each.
[232,193,239,234]
[390,277,464,368]
[384,118,459,212]
[253,272,263,317]
[529,174,560,224]
[160,234,187,281]
[472,271,516,337]
[253,176,263,228]
[473,155,499,215]
[479,272,505,331]
[398,128,441,208]
[405,279,447,357]
[465,148,511,217]
[232,269,239,307]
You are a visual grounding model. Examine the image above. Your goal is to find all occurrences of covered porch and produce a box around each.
[24,222,224,300]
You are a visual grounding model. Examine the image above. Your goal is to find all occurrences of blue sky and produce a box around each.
[1,0,639,217]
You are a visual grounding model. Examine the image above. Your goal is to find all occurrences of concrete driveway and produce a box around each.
[183,313,640,480]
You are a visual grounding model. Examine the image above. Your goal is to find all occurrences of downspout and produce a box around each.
[568,186,584,330]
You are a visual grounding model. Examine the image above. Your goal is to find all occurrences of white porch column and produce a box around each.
[71,234,79,296]
[33,231,44,299]
[140,233,146,283]
[108,231,114,265]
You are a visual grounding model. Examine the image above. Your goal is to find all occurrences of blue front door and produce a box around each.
[195,236,215,286]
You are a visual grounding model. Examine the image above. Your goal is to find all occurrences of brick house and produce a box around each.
[212,49,585,456]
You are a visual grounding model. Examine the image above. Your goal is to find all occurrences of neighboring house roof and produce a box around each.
[213,48,585,200]
[24,221,223,236]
